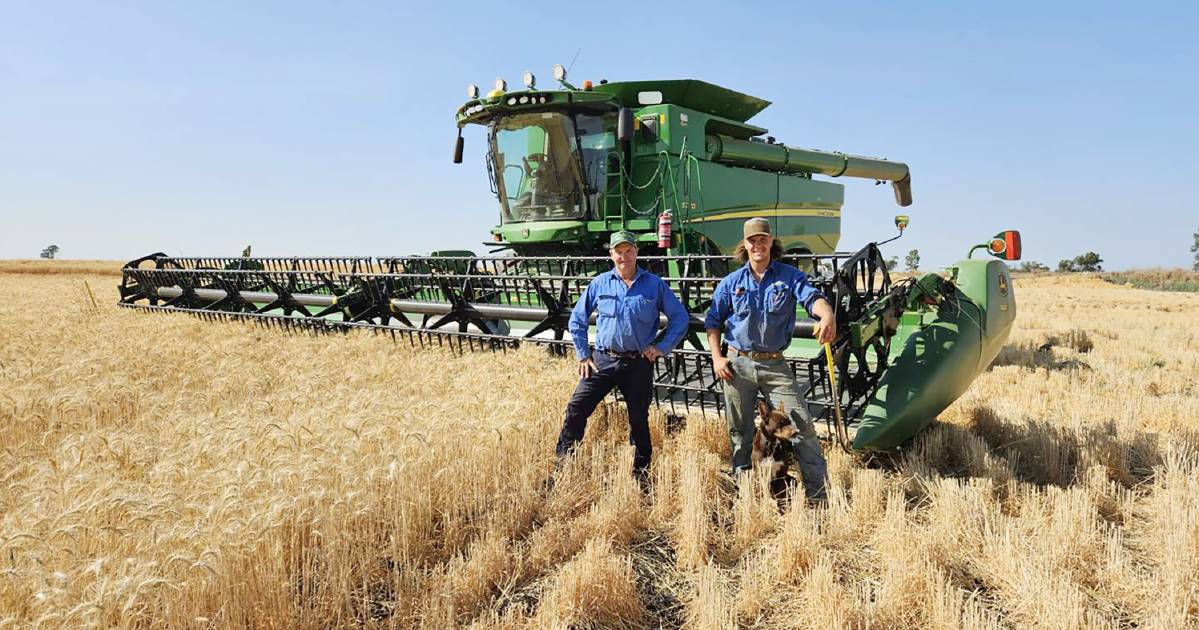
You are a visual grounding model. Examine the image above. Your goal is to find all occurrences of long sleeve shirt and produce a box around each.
[569,267,690,361]
[703,261,828,353]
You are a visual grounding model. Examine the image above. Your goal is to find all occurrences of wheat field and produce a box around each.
[1,263,1197,629]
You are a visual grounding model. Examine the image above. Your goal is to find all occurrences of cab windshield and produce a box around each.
[491,112,614,223]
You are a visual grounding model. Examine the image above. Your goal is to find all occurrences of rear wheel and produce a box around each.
[784,247,817,275]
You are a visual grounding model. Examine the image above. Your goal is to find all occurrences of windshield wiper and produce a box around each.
[569,114,594,216]
[485,148,499,198]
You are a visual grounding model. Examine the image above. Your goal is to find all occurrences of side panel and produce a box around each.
[772,211,841,256]
[777,173,844,255]
[685,161,779,253]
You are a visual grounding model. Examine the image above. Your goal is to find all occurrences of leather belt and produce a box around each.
[601,350,642,359]
[728,347,784,360]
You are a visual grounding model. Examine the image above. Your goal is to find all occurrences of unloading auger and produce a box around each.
[118,66,1024,451]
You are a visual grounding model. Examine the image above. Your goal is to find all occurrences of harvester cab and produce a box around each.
[117,66,1022,453]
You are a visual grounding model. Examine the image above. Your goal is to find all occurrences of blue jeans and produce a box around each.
[722,355,828,499]
[555,352,654,473]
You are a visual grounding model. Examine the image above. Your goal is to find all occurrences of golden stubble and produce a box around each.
[1,268,1197,628]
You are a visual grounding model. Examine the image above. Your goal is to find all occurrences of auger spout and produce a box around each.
[705,135,913,206]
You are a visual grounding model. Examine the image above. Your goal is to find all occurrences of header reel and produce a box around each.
[119,242,904,421]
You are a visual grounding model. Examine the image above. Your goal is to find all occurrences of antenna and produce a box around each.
[566,47,582,75]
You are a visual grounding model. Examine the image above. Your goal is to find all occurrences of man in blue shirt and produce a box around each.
[555,231,690,480]
[704,218,837,500]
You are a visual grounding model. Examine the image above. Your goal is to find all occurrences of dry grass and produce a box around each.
[1102,268,1199,293]
[1,270,1198,628]
[0,259,124,276]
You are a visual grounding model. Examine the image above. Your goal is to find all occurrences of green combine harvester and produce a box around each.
[118,65,1022,451]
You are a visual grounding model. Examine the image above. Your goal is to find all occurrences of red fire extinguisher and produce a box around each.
[657,210,673,249]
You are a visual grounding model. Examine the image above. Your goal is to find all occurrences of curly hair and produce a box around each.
[733,238,784,265]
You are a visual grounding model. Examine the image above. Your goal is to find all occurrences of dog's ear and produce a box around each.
[756,399,770,418]
[776,400,785,414]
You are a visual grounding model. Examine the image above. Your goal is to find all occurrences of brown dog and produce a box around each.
[751,400,799,501]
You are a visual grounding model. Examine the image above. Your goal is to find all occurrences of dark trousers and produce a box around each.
[555,352,654,473]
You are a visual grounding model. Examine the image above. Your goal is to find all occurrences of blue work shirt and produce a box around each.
[569,267,690,361]
[703,261,828,353]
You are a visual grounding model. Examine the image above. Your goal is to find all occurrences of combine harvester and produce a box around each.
[118,65,1022,451]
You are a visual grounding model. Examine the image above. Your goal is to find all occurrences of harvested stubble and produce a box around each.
[2,265,1198,629]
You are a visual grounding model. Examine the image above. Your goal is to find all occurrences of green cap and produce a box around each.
[608,231,638,249]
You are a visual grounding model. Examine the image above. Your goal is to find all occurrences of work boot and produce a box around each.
[542,457,567,495]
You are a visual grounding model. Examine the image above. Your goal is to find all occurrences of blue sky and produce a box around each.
[2,1,1195,270]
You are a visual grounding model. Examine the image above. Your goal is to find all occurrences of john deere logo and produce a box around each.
[998,274,1009,296]
[521,228,530,238]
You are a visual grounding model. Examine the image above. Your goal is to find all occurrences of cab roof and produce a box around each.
[590,80,771,123]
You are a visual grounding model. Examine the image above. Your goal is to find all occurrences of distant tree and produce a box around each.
[1017,260,1049,273]
[905,249,920,272]
[1192,228,1198,271]
[1072,252,1103,272]
[39,245,60,259]
[886,256,898,271]
[1057,252,1103,273]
